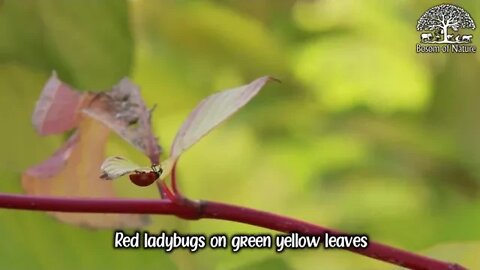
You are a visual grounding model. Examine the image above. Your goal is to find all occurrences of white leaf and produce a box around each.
[100,156,151,180]
[170,76,274,160]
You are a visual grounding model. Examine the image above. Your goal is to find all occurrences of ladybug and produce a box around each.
[100,156,163,187]
[128,165,163,187]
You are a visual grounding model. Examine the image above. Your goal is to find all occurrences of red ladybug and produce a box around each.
[100,156,163,187]
[129,165,163,187]
[129,171,159,186]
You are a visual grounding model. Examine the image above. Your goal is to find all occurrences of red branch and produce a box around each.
[0,193,467,270]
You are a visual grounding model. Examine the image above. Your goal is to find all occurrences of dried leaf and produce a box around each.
[83,78,161,164]
[24,72,160,228]
[32,71,85,135]
[23,116,148,228]
[170,76,272,159]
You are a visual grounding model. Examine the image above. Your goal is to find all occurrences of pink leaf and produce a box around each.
[32,71,85,135]
[82,78,161,164]
[25,132,79,179]
[25,73,159,228]
[170,76,274,160]
[23,116,148,228]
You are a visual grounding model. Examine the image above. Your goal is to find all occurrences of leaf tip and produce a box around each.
[267,76,282,84]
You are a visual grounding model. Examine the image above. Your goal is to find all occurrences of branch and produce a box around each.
[440,14,446,25]
[0,192,467,270]
[446,22,460,28]
[170,161,180,195]
[431,18,442,25]
[427,24,442,30]
[0,193,194,215]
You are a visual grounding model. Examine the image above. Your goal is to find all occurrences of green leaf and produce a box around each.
[38,0,133,89]
[134,1,288,77]
[160,77,274,179]
[0,64,60,172]
[234,257,293,270]
[0,0,133,89]
[419,242,480,270]
[0,1,50,70]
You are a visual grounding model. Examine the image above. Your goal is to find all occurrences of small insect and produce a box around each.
[100,156,163,187]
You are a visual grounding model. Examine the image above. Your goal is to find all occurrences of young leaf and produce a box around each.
[32,71,85,135]
[170,76,273,160]
[23,116,148,228]
[100,156,152,180]
[83,78,161,164]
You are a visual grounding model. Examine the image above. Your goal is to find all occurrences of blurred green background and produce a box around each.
[0,0,479,269]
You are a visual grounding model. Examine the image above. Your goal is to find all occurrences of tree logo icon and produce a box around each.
[417,4,475,44]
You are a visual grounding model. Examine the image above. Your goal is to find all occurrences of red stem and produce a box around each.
[0,193,466,270]
[159,180,177,201]
[170,161,180,196]
[0,193,195,215]
[202,201,466,270]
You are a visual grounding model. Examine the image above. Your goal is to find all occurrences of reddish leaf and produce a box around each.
[24,73,161,228]
[25,132,79,179]
[32,71,85,135]
[170,76,272,159]
[160,76,274,178]
[23,116,148,228]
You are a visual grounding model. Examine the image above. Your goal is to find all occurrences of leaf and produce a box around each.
[38,0,133,89]
[0,65,63,172]
[0,168,178,269]
[0,1,50,70]
[32,72,161,164]
[22,116,148,228]
[82,78,161,164]
[25,132,79,179]
[0,1,133,89]
[100,156,151,180]
[169,76,273,161]
[23,72,161,228]
[234,258,293,270]
[32,71,85,135]
[418,242,480,270]
[134,1,287,77]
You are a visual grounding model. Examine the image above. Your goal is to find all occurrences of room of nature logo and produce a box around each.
[416,4,476,53]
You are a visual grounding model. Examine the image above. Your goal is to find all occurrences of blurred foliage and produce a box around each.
[0,0,479,269]
[419,242,480,270]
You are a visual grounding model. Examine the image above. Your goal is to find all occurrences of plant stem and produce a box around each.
[0,193,466,270]
[170,161,180,195]
[202,201,466,270]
